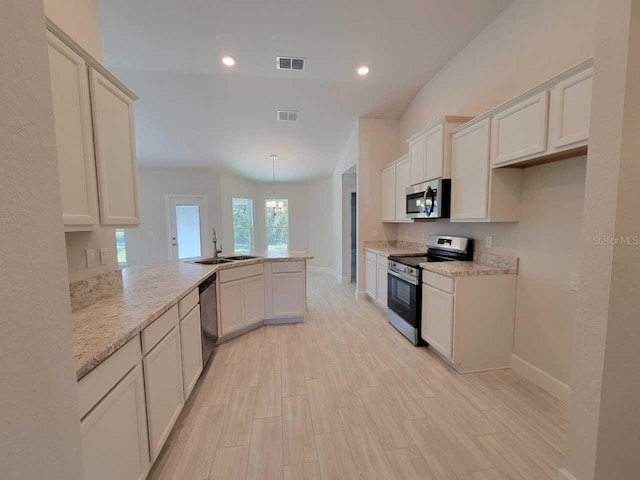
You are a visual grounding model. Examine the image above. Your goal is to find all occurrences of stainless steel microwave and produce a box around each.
[405,179,451,219]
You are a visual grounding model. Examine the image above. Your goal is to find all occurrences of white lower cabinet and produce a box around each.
[244,275,266,325]
[376,263,388,308]
[80,365,149,480]
[143,327,184,461]
[421,285,454,360]
[180,304,203,400]
[272,272,304,318]
[365,258,377,299]
[421,271,517,372]
[220,279,245,336]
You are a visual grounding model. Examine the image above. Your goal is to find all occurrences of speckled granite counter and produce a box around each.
[363,240,426,257]
[72,251,313,380]
[421,252,518,277]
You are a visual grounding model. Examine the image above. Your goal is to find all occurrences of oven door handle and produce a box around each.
[388,269,419,286]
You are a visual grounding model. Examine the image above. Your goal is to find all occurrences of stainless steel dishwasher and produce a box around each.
[199,273,218,367]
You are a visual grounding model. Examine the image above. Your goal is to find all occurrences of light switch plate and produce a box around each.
[485,236,493,249]
[570,273,580,291]
[86,249,96,268]
[100,248,108,265]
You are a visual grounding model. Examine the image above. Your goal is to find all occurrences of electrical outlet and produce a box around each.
[570,273,580,291]
[86,249,96,268]
[485,236,493,249]
[100,248,108,265]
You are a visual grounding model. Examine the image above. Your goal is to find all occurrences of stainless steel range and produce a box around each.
[386,235,473,345]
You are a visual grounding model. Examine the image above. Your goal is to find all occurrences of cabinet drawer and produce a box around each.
[376,254,388,266]
[365,251,377,262]
[78,336,141,419]
[423,271,454,294]
[141,304,179,355]
[178,288,199,319]
[272,261,304,273]
[219,264,264,283]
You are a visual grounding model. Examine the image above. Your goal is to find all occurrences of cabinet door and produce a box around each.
[382,164,396,222]
[220,279,245,335]
[424,122,445,181]
[244,275,265,325]
[549,67,593,149]
[89,69,140,225]
[273,272,305,318]
[365,259,377,299]
[451,119,491,221]
[143,327,184,461]
[409,134,426,185]
[376,264,388,308]
[491,91,549,166]
[421,285,454,360]
[395,157,411,221]
[180,304,203,400]
[47,33,99,228]
[81,365,149,480]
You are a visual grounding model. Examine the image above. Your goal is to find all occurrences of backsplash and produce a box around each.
[363,240,425,250]
[69,269,123,310]
[474,251,519,270]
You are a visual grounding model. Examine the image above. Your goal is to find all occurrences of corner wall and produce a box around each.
[395,0,597,392]
[0,1,83,477]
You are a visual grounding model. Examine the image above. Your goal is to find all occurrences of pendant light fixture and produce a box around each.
[267,155,284,214]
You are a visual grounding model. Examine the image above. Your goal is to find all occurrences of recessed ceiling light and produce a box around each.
[222,55,236,67]
[357,65,370,76]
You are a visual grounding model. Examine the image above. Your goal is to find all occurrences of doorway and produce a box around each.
[166,195,208,260]
[351,192,357,283]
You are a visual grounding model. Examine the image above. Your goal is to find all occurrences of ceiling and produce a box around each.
[99,0,512,181]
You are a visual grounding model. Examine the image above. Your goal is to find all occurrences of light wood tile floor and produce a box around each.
[148,272,567,480]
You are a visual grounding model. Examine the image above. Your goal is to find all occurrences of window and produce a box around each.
[233,198,253,253]
[115,229,127,266]
[265,199,289,250]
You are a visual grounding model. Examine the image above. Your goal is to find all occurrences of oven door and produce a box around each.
[387,269,420,328]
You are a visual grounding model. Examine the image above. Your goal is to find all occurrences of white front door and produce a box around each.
[168,196,208,260]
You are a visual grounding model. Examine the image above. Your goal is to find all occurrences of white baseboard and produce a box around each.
[557,467,578,480]
[307,266,334,275]
[511,354,571,402]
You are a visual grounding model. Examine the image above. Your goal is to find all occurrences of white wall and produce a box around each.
[126,168,332,269]
[332,122,358,280]
[44,0,103,59]
[124,167,222,265]
[356,118,399,292]
[393,0,597,388]
[0,1,83,477]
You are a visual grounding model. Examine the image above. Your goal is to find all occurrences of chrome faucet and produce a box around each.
[212,228,222,259]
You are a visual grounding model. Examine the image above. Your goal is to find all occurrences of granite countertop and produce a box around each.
[72,251,313,380]
[421,261,518,277]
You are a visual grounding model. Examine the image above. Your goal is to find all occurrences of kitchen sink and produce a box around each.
[187,258,234,265]
[221,255,260,261]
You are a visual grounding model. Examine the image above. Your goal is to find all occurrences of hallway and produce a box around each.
[149,272,567,480]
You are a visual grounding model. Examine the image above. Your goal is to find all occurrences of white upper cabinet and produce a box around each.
[423,122,445,181]
[451,119,491,221]
[548,67,593,150]
[90,69,140,225]
[451,118,522,223]
[382,164,396,222]
[47,33,99,230]
[395,156,411,222]
[408,134,426,185]
[491,91,549,166]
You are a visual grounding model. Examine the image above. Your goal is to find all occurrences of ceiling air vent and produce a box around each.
[277,56,305,71]
[277,110,299,122]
